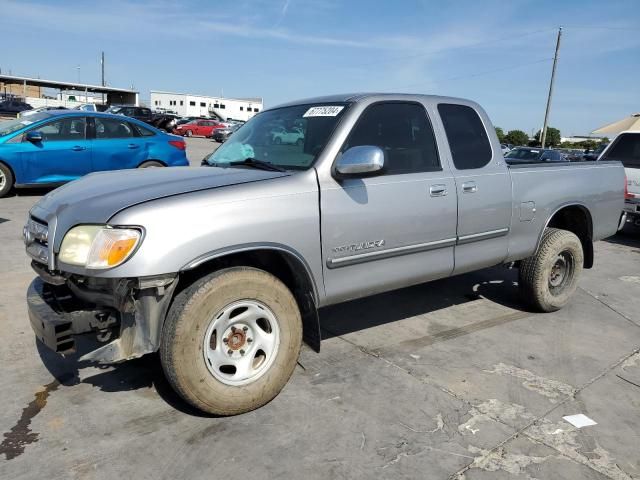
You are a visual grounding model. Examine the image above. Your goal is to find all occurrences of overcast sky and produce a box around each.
[2,0,638,135]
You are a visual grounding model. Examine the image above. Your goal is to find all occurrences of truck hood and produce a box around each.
[30,166,290,250]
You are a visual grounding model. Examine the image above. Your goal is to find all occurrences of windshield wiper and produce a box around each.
[227,158,287,172]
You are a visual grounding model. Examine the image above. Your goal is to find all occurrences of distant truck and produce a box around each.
[598,131,640,228]
[25,93,624,415]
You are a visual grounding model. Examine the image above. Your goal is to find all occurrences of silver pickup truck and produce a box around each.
[24,93,625,415]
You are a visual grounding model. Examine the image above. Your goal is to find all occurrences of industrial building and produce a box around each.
[150,91,263,121]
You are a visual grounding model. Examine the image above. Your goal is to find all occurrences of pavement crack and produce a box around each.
[578,286,640,328]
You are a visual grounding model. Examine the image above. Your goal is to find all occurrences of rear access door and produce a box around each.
[436,102,512,274]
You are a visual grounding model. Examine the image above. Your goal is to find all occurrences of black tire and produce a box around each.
[138,160,164,168]
[274,136,281,144]
[0,162,14,198]
[296,138,303,146]
[519,228,584,312]
[160,267,303,415]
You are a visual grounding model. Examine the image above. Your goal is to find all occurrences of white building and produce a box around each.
[150,90,263,121]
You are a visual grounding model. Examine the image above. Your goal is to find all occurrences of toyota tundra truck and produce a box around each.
[24,93,625,415]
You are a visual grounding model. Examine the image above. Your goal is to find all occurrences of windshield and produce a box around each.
[205,103,348,170]
[105,106,123,114]
[505,148,542,161]
[0,113,51,137]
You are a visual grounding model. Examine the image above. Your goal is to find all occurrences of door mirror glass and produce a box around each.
[335,145,384,176]
[26,130,43,142]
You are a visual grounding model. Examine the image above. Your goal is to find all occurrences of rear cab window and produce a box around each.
[438,103,492,170]
[601,133,640,168]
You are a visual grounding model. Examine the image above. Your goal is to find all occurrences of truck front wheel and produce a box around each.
[160,267,302,415]
[518,228,584,312]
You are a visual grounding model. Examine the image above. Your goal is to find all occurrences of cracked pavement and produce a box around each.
[1,137,639,479]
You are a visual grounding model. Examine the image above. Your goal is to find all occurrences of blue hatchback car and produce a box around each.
[0,110,189,197]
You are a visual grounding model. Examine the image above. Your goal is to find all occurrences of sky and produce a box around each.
[1,0,639,136]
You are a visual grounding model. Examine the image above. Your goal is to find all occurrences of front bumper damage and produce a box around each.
[27,263,177,363]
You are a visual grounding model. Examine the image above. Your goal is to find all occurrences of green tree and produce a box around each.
[495,127,505,143]
[504,130,529,147]
[534,127,561,147]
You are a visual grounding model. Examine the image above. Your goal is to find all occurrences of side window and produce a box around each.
[95,118,135,139]
[35,117,86,141]
[602,133,640,168]
[438,103,492,170]
[133,123,156,137]
[342,102,441,175]
[141,109,151,117]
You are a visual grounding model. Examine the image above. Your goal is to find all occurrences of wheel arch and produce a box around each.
[0,159,17,183]
[137,159,167,167]
[538,203,594,268]
[177,244,322,351]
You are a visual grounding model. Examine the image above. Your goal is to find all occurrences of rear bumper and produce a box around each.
[623,198,640,215]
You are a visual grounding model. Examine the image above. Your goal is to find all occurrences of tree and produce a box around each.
[534,127,561,147]
[504,130,529,147]
[495,127,505,143]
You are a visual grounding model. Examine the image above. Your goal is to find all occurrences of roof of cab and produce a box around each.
[269,92,475,110]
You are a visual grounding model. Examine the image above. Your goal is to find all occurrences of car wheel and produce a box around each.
[274,137,281,145]
[296,138,303,146]
[186,130,193,137]
[518,228,584,312]
[160,267,302,415]
[0,163,14,198]
[138,160,164,168]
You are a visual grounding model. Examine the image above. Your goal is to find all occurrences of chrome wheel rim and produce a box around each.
[0,170,5,190]
[203,300,281,386]
[548,250,574,294]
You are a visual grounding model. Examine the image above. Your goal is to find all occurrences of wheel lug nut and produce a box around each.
[227,349,233,355]
[243,326,248,332]
[223,338,228,344]
[240,349,245,356]
[247,338,253,343]
[231,327,237,333]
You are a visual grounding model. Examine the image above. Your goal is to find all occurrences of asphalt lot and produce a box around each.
[0,137,639,479]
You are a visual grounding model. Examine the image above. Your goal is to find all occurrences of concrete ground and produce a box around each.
[1,137,639,479]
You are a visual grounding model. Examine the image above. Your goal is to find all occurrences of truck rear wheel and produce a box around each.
[160,267,302,415]
[518,228,584,312]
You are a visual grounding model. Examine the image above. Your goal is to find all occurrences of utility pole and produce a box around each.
[101,51,105,104]
[541,26,562,148]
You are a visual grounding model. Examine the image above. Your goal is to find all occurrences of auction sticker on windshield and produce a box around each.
[303,106,344,117]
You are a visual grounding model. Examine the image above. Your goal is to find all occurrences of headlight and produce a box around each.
[59,225,142,269]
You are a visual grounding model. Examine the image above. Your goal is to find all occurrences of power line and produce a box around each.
[562,24,638,31]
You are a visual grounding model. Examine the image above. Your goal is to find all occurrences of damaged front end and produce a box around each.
[27,262,177,363]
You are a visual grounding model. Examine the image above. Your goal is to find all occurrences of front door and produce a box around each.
[436,103,512,274]
[21,116,91,184]
[320,101,458,304]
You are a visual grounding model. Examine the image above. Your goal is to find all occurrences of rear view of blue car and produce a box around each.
[0,110,188,197]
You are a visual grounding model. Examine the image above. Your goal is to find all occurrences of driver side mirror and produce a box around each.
[334,145,384,177]
[26,131,43,143]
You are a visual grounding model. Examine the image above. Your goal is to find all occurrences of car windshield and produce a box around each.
[0,113,51,136]
[505,148,543,161]
[205,103,348,170]
[105,106,123,114]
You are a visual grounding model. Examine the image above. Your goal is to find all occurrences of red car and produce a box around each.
[174,119,224,137]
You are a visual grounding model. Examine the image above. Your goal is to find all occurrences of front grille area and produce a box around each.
[24,216,50,265]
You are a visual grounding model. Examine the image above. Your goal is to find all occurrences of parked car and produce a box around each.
[598,131,640,229]
[504,147,565,164]
[583,143,608,161]
[211,123,241,142]
[0,99,33,115]
[174,119,224,137]
[105,105,154,124]
[74,103,109,113]
[150,113,180,132]
[270,125,304,145]
[18,106,68,118]
[0,110,188,197]
[23,93,624,416]
[500,144,511,154]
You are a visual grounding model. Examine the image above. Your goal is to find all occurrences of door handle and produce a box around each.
[128,144,140,149]
[71,146,86,151]
[430,184,447,197]
[462,181,477,193]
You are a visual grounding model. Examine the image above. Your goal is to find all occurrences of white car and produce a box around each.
[18,106,67,118]
[270,126,304,145]
[599,131,640,228]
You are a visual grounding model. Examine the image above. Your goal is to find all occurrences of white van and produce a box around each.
[600,131,640,228]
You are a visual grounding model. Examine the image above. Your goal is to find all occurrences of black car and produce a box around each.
[105,105,153,124]
[212,124,240,142]
[0,99,33,115]
[504,147,565,164]
[150,113,180,132]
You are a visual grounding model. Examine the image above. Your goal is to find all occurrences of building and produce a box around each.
[150,90,263,121]
[0,74,138,107]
